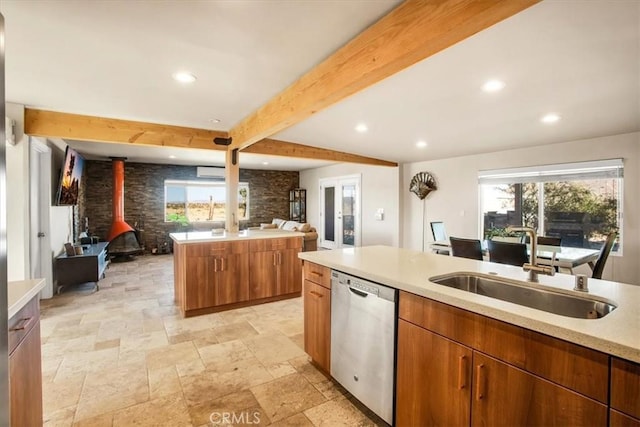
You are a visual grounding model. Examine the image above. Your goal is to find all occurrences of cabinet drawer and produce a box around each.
[250,238,291,252]
[303,262,331,289]
[8,297,40,355]
[611,357,640,419]
[185,241,248,257]
[399,291,609,403]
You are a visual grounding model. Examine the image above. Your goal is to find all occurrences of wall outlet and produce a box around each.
[375,208,384,221]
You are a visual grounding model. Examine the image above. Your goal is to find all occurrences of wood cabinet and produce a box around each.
[249,238,302,300]
[396,319,471,426]
[396,291,609,427]
[303,261,331,373]
[471,352,606,426]
[173,236,302,317]
[611,357,640,423]
[9,296,43,427]
[182,241,249,311]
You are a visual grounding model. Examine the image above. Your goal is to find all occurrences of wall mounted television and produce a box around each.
[55,146,85,206]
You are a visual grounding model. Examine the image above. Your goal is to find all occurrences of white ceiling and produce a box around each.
[2,0,639,169]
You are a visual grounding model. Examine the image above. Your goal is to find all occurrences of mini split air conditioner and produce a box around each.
[196,166,225,180]
[5,116,16,145]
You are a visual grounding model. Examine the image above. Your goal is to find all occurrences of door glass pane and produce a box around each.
[324,186,335,242]
[342,184,356,246]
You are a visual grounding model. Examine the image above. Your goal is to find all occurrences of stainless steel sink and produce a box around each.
[429,272,617,319]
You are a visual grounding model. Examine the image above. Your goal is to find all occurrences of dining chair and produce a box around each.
[591,232,617,279]
[488,240,529,267]
[537,236,562,246]
[449,237,483,261]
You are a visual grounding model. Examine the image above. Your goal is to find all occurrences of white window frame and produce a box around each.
[478,159,623,254]
[164,179,250,223]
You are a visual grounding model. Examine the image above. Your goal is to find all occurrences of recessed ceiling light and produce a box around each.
[169,155,176,159]
[541,113,561,124]
[262,161,269,165]
[355,123,368,133]
[172,71,196,83]
[208,118,221,124]
[482,79,506,93]
[416,140,428,148]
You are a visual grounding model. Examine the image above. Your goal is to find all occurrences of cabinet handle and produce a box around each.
[458,355,467,389]
[213,258,218,272]
[278,251,282,265]
[10,317,32,331]
[273,252,277,266]
[475,364,485,400]
[310,271,323,277]
[220,257,225,271]
[309,290,323,298]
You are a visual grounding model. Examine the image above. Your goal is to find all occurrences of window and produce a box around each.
[164,180,249,223]
[479,159,623,253]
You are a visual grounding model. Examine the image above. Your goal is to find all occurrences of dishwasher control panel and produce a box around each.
[331,270,396,301]
[346,279,379,296]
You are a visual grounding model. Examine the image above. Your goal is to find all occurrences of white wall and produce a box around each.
[402,132,640,285]
[5,103,29,281]
[300,163,400,247]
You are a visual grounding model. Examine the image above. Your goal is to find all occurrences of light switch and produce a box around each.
[375,208,384,221]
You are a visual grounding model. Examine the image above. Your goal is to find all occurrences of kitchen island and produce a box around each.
[171,229,304,317]
[299,245,640,426]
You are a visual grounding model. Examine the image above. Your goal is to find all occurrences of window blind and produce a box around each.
[478,159,623,185]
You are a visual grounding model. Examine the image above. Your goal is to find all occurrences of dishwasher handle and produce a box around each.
[349,287,369,298]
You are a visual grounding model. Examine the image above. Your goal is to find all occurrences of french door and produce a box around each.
[319,175,360,249]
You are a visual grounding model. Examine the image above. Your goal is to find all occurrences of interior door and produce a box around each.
[320,176,360,249]
[29,138,53,299]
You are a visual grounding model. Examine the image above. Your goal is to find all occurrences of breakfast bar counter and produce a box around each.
[299,245,640,363]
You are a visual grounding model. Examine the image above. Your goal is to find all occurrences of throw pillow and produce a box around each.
[281,221,298,231]
[272,218,286,228]
[260,223,277,230]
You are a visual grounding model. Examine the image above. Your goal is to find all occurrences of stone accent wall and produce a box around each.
[80,161,299,252]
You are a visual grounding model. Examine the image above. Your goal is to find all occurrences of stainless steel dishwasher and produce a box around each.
[330,270,397,425]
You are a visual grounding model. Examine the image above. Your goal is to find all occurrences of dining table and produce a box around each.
[430,240,601,274]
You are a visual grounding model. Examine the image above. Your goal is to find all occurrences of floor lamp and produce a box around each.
[409,172,437,252]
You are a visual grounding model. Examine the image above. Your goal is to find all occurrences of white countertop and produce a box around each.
[8,278,46,319]
[299,245,640,363]
[170,229,304,244]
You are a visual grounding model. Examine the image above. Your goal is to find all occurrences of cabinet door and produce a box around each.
[10,323,43,427]
[396,319,472,426]
[277,247,302,295]
[216,252,250,305]
[611,409,640,427]
[250,251,277,299]
[611,357,640,420]
[471,352,607,426]
[303,280,330,373]
[184,255,216,310]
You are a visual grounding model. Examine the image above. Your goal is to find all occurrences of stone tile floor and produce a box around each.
[40,254,384,426]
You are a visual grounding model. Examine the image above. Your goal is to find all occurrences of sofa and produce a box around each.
[253,218,318,251]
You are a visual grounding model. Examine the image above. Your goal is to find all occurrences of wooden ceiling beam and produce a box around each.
[228,0,539,150]
[241,138,398,167]
[24,108,228,151]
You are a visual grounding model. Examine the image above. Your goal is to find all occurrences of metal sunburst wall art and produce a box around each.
[409,171,437,251]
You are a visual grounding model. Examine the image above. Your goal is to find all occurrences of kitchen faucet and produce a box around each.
[507,226,555,282]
